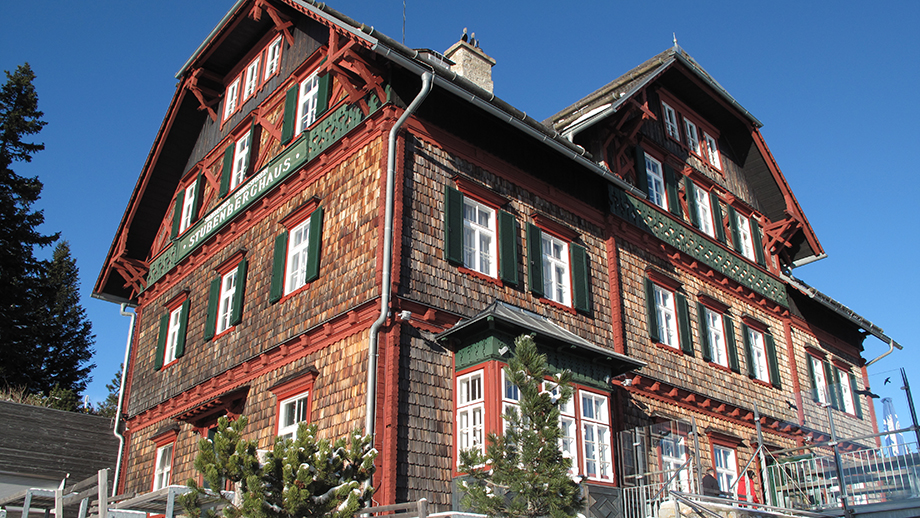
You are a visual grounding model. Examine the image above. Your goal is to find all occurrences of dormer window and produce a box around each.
[243,56,261,101]
[223,78,240,121]
[264,36,282,80]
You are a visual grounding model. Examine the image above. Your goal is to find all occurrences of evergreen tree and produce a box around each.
[35,241,95,395]
[0,63,57,391]
[458,334,584,518]
[95,365,122,418]
[180,416,376,518]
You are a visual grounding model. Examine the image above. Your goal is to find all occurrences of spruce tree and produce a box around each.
[0,63,57,391]
[95,366,123,418]
[458,334,584,518]
[35,241,95,395]
[180,416,376,518]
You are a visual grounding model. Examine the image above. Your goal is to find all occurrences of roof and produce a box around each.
[437,301,645,374]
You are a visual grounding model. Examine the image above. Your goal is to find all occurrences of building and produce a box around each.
[92,0,900,515]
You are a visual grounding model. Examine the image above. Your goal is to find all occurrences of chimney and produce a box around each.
[444,30,496,94]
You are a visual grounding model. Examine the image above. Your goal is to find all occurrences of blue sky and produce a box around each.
[1,1,917,439]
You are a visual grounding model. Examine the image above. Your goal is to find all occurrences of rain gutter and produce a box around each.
[112,303,137,497]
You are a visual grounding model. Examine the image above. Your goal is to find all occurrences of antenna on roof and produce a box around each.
[672,32,679,49]
[402,0,406,44]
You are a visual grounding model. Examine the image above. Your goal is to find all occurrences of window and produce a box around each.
[662,102,680,140]
[581,390,613,481]
[223,78,240,121]
[243,56,261,101]
[838,369,856,415]
[660,433,691,492]
[735,213,755,261]
[179,181,198,233]
[155,298,189,370]
[457,370,485,460]
[263,36,282,81]
[463,198,497,277]
[296,73,321,135]
[741,323,781,388]
[684,119,700,154]
[809,355,830,405]
[542,233,571,306]
[703,307,727,367]
[270,206,324,302]
[703,132,721,170]
[205,255,248,339]
[692,183,715,237]
[713,445,737,497]
[278,392,310,440]
[653,284,678,349]
[231,131,251,191]
[644,278,693,355]
[644,153,667,210]
[746,327,769,383]
[547,382,578,474]
[153,443,173,490]
[501,368,521,433]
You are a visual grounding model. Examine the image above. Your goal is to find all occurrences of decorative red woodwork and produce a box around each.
[249,0,294,46]
[317,27,386,116]
[182,68,223,122]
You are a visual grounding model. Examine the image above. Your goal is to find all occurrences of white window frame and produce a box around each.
[736,214,756,261]
[231,131,251,191]
[713,445,737,498]
[653,284,679,348]
[243,56,262,101]
[263,36,282,81]
[684,119,700,154]
[216,266,238,335]
[153,443,173,490]
[546,382,578,475]
[457,370,485,461]
[580,390,612,482]
[462,198,497,278]
[163,305,183,366]
[296,72,321,135]
[644,153,667,210]
[278,391,310,440]
[179,181,197,234]
[703,132,721,170]
[748,328,769,383]
[223,77,240,121]
[662,102,680,140]
[660,434,691,492]
[704,308,728,367]
[839,369,856,414]
[693,183,716,238]
[541,234,571,306]
[284,218,311,295]
[501,368,521,433]
[811,356,829,405]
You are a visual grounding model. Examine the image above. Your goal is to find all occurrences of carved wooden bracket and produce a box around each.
[183,68,222,122]
[319,26,386,115]
[250,0,294,46]
[762,215,801,257]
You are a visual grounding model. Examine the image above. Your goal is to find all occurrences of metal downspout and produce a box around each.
[113,303,136,497]
[365,71,434,437]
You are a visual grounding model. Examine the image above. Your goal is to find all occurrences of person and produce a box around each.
[737,469,761,504]
[701,467,721,497]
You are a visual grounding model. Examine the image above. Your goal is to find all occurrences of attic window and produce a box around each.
[223,78,240,121]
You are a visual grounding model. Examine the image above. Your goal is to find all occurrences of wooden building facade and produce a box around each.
[93,0,892,513]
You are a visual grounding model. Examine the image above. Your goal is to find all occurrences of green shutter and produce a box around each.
[175,299,190,359]
[305,207,323,283]
[850,374,864,419]
[219,145,234,198]
[665,164,681,217]
[832,367,844,411]
[281,84,298,145]
[710,191,726,243]
[204,276,220,341]
[698,303,711,362]
[155,314,169,370]
[677,293,693,356]
[807,356,819,402]
[742,324,756,378]
[316,74,331,118]
[635,144,648,195]
[644,279,660,343]
[245,120,257,176]
[724,316,740,373]
[765,333,781,388]
[191,173,203,224]
[823,362,837,409]
[685,177,699,229]
[570,243,590,313]
[729,206,742,253]
[526,224,544,298]
[498,210,518,285]
[170,190,185,239]
[444,187,464,265]
[229,258,247,327]
[750,216,766,267]
[269,231,289,304]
